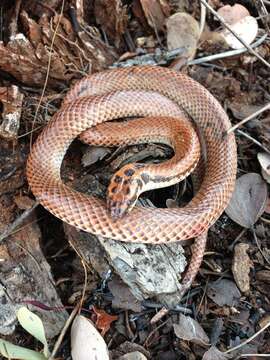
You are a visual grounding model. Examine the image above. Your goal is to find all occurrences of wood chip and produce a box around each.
[232,243,252,293]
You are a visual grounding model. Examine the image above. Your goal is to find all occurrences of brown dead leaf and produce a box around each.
[94,0,128,47]
[166,12,200,60]
[173,314,210,346]
[71,315,109,360]
[258,152,270,184]
[225,173,268,228]
[92,306,118,336]
[232,243,252,293]
[256,270,270,283]
[202,346,232,360]
[207,279,241,307]
[14,195,36,210]
[139,0,169,31]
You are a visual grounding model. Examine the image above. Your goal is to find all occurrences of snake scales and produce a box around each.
[27,66,237,291]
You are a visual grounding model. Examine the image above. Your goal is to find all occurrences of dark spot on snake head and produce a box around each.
[136,179,143,189]
[124,168,135,177]
[111,186,117,194]
[123,179,131,185]
[141,173,150,184]
[114,175,122,184]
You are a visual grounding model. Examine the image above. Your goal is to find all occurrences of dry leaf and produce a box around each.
[82,146,110,167]
[258,152,270,184]
[71,315,109,360]
[256,270,270,283]
[166,12,200,59]
[118,352,147,360]
[108,277,143,312]
[202,346,232,360]
[207,279,241,307]
[225,173,268,228]
[173,314,209,346]
[92,306,118,336]
[94,0,128,47]
[221,16,258,49]
[139,0,168,31]
[217,4,250,25]
[232,243,252,293]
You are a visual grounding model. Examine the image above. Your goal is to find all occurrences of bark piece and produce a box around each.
[0,10,116,88]
[94,0,128,47]
[0,85,24,139]
[0,197,68,338]
[232,243,251,293]
[64,224,187,307]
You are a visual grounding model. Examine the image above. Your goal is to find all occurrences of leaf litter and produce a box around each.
[0,0,270,359]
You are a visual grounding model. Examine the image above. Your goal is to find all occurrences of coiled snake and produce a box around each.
[27,66,237,293]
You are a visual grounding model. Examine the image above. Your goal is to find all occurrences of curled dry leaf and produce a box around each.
[221,16,258,49]
[92,306,118,336]
[257,152,270,184]
[166,12,200,60]
[232,243,252,293]
[217,4,258,49]
[202,346,232,360]
[207,279,241,307]
[71,315,109,360]
[173,314,210,346]
[217,4,250,25]
[225,173,268,228]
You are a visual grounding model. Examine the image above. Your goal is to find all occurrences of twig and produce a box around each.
[226,319,270,354]
[48,302,80,360]
[228,228,247,252]
[188,33,268,65]
[237,354,270,358]
[227,102,270,135]
[252,226,270,266]
[200,0,270,69]
[254,0,270,32]
[237,129,270,154]
[0,202,39,243]
[30,0,65,149]
[199,0,207,38]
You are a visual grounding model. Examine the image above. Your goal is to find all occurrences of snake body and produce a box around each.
[27,66,237,288]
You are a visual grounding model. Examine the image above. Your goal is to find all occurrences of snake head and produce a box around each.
[107,164,143,219]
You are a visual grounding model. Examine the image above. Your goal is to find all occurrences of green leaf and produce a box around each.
[0,339,47,360]
[17,307,49,357]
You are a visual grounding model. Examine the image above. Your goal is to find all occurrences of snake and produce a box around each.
[27,66,237,292]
